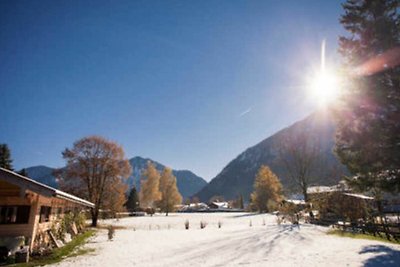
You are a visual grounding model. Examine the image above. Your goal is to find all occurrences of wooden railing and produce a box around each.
[329,221,400,242]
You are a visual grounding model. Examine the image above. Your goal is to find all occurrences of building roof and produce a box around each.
[286,199,306,205]
[307,181,350,195]
[307,186,337,194]
[307,185,373,200]
[343,193,374,200]
[0,167,94,208]
[210,202,229,208]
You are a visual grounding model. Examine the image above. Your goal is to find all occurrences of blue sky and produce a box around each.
[0,0,344,181]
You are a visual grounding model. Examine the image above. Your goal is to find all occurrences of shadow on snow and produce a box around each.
[360,245,400,267]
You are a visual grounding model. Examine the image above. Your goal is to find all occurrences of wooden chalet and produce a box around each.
[0,167,94,252]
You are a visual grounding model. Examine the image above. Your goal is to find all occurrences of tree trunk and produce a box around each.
[376,199,391,240]
[302,187,308,203]
[91,208,99,227]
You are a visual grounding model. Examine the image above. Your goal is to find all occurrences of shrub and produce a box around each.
[51,213,74,241]
[74,212,86,231]
[108,225,115,241]
[200,221,207,229]
[145,207,155,216]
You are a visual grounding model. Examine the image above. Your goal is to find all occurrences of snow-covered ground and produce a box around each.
[52,213,400,267]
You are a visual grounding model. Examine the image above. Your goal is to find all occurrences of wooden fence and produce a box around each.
[330,221,400,242]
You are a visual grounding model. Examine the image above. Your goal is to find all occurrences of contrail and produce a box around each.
[321,39,326,72]
[239,107,252,117]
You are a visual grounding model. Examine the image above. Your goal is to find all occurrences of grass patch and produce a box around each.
[96,224,127,230]
[13,230,96,267]
[328,229,400,245]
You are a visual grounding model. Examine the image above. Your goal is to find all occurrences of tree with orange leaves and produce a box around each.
[158,167,182,216]
[139,162,161,210]
[60,136,132,226]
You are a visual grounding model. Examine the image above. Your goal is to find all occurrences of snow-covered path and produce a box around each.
[52,213,400,267]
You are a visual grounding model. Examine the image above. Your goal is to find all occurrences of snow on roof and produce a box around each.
[306,184,373,200]
[55,189,95,207]
[211,202,229,208]
[188,203,208,208]
[307,186,337,194]
[307,181,350,194]
[286,199,306,205]
[343,193,374,200]
[0,167,94,208]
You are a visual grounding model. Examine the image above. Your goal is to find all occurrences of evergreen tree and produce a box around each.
[158,167,182,216]
[0,144,13,170]
[18,168,27,176]
[125,186,140,211]
[139,162,161,209]
[335,0,400,194]
[251,165,283,213]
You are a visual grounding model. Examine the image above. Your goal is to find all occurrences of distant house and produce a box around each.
[307,181,350,196]
[307,183,374,205]
[306,182,375,222]
[0,168,94,253]
[307,183,373,200]
[179,203,209,212]
[208,201,229,210]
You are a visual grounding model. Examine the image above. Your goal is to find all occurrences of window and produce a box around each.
[0,206,31,224]
[53,207,63,219]
[39,206,51,223]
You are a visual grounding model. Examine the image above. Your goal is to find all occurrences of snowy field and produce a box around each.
[52,213,400,267]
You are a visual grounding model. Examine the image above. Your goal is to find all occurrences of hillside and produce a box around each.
[25,165,58,188]
[195,111,348,202]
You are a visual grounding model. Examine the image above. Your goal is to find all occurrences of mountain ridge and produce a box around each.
[25,156,207,199]
[195,111,348,202]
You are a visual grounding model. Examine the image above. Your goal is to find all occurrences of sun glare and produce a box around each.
[309,70,340,106]
[307,39,341,107]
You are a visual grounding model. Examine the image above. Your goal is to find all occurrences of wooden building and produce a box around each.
[0,167,94,252]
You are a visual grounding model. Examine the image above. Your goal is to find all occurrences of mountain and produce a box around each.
[128,156,207,199]
[195,112,348,202]
[25,157,207,199]
[25,165,58,188]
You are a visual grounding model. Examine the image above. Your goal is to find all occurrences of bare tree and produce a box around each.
[278,130,321,202]
[60,136,132,226]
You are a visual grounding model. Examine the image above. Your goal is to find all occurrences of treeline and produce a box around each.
[1,136,182,227]
[59,136,183,226]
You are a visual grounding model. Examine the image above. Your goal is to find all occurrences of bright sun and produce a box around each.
[308,39,341,107]
[309,70,340,106]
